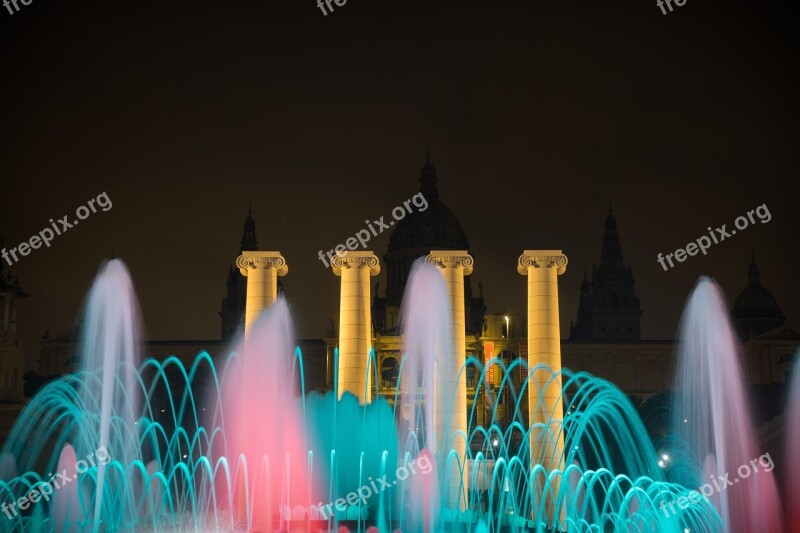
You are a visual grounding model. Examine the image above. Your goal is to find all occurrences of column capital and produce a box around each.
[237,251,289,277]
[426,250,474,275]
[517,250,568,275]
[331,251,381,277]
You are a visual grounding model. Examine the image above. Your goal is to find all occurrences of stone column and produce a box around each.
[332,251,380,404]
[517,250,567,527]
[236,251,288,334]
[426,250,472,511]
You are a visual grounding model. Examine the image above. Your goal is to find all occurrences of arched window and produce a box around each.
[380,357,399,388]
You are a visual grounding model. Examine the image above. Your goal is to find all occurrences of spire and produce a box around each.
[240,205,258,252]
[572,207,642,341]
[748,250,760,285]
[600,205,622,264]
[580,269,591,301]
[419,146,439,202]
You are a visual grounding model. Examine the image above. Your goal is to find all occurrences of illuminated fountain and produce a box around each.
[670,277,784,532]
[0,258,795,532]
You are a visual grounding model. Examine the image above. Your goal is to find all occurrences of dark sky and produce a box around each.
[1,0,798,363]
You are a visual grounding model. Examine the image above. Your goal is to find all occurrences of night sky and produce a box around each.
[1,0,798,363]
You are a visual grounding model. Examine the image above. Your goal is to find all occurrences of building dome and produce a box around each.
[381,149,473,309]
[732,253,785,340]
[733,284,782,317]
[387,150,469,252]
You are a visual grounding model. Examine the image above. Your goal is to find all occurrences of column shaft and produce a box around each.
[333,252,380,404]
[236,252,288,335]
[427,251,472,511]
[518,250,568,528]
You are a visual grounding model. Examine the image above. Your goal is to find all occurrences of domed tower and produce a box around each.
[732,252,785,341]
[219,206,259,341]
[570,206,642,341]
[375,149,485,335]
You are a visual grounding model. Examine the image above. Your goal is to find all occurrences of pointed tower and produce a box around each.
[732,252,785,341]
[240,202,258,252]
[569,206,642,340]
[220,207,259,341]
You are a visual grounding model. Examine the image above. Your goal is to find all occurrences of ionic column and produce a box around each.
[332,251,380,404]
[236,251,288,334]
[426,250,472,511]
[517,250,568,527]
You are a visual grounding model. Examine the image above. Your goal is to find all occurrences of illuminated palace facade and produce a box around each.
[32,154,798,449]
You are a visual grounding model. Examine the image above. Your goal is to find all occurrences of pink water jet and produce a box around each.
[673,277,783,532]
[212,298,317,530]
[406,448,439,533]
[50,445,80,533]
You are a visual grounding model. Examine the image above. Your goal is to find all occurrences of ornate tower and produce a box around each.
[569,206,642,341]
[220,207,259,341]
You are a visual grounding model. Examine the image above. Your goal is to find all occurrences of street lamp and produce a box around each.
[504,315,510,426]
